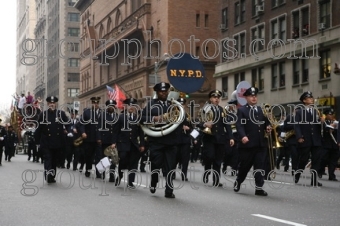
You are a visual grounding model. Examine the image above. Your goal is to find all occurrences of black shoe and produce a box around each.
[311,182,322,187]
[73,168,77,171]
[234,181,240,192]
[85,171,91,177]
[28,157,31,161]
[128,183,135,189]
[165,192,175,198]
[47,176,56,184]
[8,159,11,162]
[329,178,338,181]
[215,183,223,187]
[66,163,70,169]
[150,186,156,194]
[318,173,322,179]
[255,189,268,196]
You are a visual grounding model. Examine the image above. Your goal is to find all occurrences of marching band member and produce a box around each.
[294,91,323,187]
[78,97,102,178]
[34,96,71,183]
[283,109,298,176]
[199,90,234,187]
[318,108,339,181]
[114,98,145,187]
[140,82,178,198]
[234,87,271,196]
[97,100,119,181]
[175,97,192,181]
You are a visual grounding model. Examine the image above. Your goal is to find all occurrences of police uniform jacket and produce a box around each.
[177,113,193,144]
[236,104,270,149]
[141,99,178,146]
[115,112,145,151]
[34,109,70,149]
[294,108,322,147]
[4,131,18,148]
[78,108,101,143]
[97,111,118,145]
[283,114,297,146]
[322,119,338,149]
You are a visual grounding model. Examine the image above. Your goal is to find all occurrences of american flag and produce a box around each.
[106,85,117,100]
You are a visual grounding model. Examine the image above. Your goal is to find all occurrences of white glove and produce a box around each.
[67,133,74,137]
[0,137,3,141]
[36,144,40,149]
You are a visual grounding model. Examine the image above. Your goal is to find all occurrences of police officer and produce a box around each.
[199,90,234,187]
[234,87,271,196]
[140,82,178,198]
[4,125,18,162]
[294,91,323,187]
[95,99,119,180]
[79,97,102,177]
[318,108,339,181]
[0,119,6,165]
[115,98,145,187]
[34,96,71,183]
[175,97,192,181]
[222,99,239,176]
[26,128,37,162]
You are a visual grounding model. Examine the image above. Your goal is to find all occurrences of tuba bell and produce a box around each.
[73,137,83,147]
[140,98,186,137]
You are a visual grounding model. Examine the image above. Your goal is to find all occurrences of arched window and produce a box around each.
[107,17,112,32]
[99,24,105,39]
[115,10,122,27]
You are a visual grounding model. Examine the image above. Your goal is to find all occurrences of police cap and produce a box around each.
[208,90,222,98]
[90,97,101,103]
[123,98,137,105]
[46,96,58,103]
[153,82,170,92]
[243,87,258,96]
[299,91,313,101]
[324,108,334,115]
[105,99,117,106]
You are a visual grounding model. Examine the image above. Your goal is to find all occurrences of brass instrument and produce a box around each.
[104,145,119,165]
[279,129,295,142]
[201,102,215,135]
[261,103,278,179]
[73,136,83,147]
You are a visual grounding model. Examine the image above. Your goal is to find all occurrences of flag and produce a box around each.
[106,85,117,100]
[114,84,126,109]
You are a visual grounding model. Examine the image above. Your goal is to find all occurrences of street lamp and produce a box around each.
[149,53,170,87]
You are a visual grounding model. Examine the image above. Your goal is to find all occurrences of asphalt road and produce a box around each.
[1,153,340,226]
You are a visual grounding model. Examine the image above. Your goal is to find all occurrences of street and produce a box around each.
[1,153,340,226]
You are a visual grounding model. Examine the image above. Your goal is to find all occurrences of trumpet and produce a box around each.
[73,136,83,147]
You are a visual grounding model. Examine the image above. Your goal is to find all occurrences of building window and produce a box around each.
[221,8,228,29]
[233,32,246,57]
[204,14,209,27]
[293,59,300,85]
[320,50,331,79]
[301,8,309,37]
[235,2,240,25]
[222,77,228,98]
[292,11,300,39]
[68,28,79,37]
[271,16,286,41]
[67,58,79,67]
[272,0,285,8]
[234,72,245,89]
[319,0,330,28]
[131,0,141,13]
[292,6,310,39]
[240,0,246,23]
[68,13,79,22]
[196,13,200,27]
[271,64,278,89]
[68,88,79,97]
[302,60,309,83]
[252,67,264,91]
[68,43,79,52]
[279,61,285,87]
[68,0,76,7]
[67,73,80,82]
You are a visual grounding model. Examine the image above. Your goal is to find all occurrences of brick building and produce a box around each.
[74,0,221,111]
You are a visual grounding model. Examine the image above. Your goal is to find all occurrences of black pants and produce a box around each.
[5,146,15,160]
[73,146,85,171]
[27,143,37,161]
[202,142,225,185]
[276,146,290,171]
[149,144,177,194]
[289,144,298,172]
[139,150,149,171]
[117,146,141,184]
[83,142,97,172]
[236,147,266,189]
[223,142,239,172]
[0,145,4,163]
[176,143,191,179]
[43,148,60,180]
[319,148,339,180]
[295,146,322,185]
